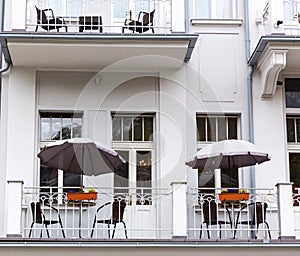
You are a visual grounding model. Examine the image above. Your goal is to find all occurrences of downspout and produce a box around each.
[184,0,189,33]
[244,0,255,188]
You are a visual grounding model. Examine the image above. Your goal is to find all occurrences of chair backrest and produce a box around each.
[30,202,43,223]
[251,202,267,223]
[202,201,219,223]
[111,200,126,223]
[140,10,155,25]
[35,6,48,24]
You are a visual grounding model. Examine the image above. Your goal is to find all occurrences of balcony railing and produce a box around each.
[4,182,299,240]
[187,188,279,240]
[22,186,172,239]
[25,0,172,34]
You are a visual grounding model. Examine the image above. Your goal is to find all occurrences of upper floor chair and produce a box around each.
[29,202,66,238]
[91,200,128,238]
[122,10,155,33]
[233,202,271,239]
[35,6,67,32]
[200,200,233,239]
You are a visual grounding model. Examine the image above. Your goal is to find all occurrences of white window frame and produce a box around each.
[39,112,83,191]
[111,113,155,204]
[197,114,240,189]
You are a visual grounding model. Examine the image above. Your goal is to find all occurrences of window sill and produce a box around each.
[190,19,243,26]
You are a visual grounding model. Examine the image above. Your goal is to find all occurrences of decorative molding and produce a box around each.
[257,49,287,99]
[190,19,243,26]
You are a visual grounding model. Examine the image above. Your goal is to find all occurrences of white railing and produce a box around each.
[22,186,172,239]
[187,187,279,240]
[25,0,172,34]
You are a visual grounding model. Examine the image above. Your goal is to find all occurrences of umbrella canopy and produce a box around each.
[185,139,271,170]
[38,138,125,176]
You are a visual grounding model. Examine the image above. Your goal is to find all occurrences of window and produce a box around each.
[195,0,237,19]
[44,0,83,16]
[39,112,83,195]
[285,78,300,108]
[197,114,239,189]
[286,116,300,143]
[112,113,154,142]
[197,114,238,142]
[114,0,151,19]
[112,113,154,205]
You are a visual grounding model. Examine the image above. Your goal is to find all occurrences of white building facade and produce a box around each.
[0,0,300,255]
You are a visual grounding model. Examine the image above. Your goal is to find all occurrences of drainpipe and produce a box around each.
[244,0,255,188]
[184,0,188,33]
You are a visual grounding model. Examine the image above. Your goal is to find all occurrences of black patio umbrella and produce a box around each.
[38,138,125,178]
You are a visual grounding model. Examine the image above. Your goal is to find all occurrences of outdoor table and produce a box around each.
[67,196,96,238]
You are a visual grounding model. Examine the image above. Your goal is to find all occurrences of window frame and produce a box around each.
[111,113,155,205]
[196,113,240,189]
[38,112,83,192]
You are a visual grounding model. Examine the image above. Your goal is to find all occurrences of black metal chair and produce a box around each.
[35,6,67,32]
[200,200,233,239]
[91,200,128,238]
[29,202,66,238]
[233,202,271,239]
[122,10,155,33]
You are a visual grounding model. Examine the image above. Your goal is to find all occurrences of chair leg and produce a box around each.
[108,224,111,238]
[59,219,66,238]
[206,223,210,239]
[265,222,271,239]
[122,221,128,238]
[199,224,203,239]
[151,28,154,33]
[45,224,50,238]
[112,224,117,238]
[35,26,38,32]
[219,224,222,239]
[90,217,97,238]
[28,222,34,238]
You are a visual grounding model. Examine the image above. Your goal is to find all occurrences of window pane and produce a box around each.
[51,117,61,140]
[40,166,58,187]
[195,0,211,18]
[114,150,129,194]
[133,117,142,141]
[285,79,300,108]
[41,117,50,140]
[62,118,72,139]
[144,117,153,141]
[112,116,122,141]
[297,119,300,143]
[289,153,300,186]
[216,0,233,19]
[63,172,81,188]
[207,117,216,141]
[221,168,238,188]
[197,117,206,141]
[114,0,128,18]
[66,0,83,16]
[123,117,132,141]
[217,117,226,141]
[136,151,152,188]
[198,169,215,194]
[72,117,82,138]
[287,118,295,142]
[228,117,237,139]
[135,0,150,12]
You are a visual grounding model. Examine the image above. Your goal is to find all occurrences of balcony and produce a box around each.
[5,181,300,242]
[0,0,198,70]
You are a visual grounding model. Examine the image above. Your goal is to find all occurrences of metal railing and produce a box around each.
[187,187,279,240]
[22,186,172,239]
[25,0,172,34]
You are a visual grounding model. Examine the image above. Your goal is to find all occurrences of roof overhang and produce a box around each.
[248,36,300,98]
[0,32,198,71]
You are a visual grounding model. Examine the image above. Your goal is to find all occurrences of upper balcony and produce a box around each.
[0,0,198,71]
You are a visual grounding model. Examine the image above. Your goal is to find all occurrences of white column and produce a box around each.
[6,180,24,237]
[171,182,187,238]
[171,0,185,32]
[276,182,295,239]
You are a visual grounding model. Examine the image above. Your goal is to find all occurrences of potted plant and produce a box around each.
[67,185,98,201]
[218,188,249,201]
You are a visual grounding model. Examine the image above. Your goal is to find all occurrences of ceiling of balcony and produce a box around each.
[0,33,198,71]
